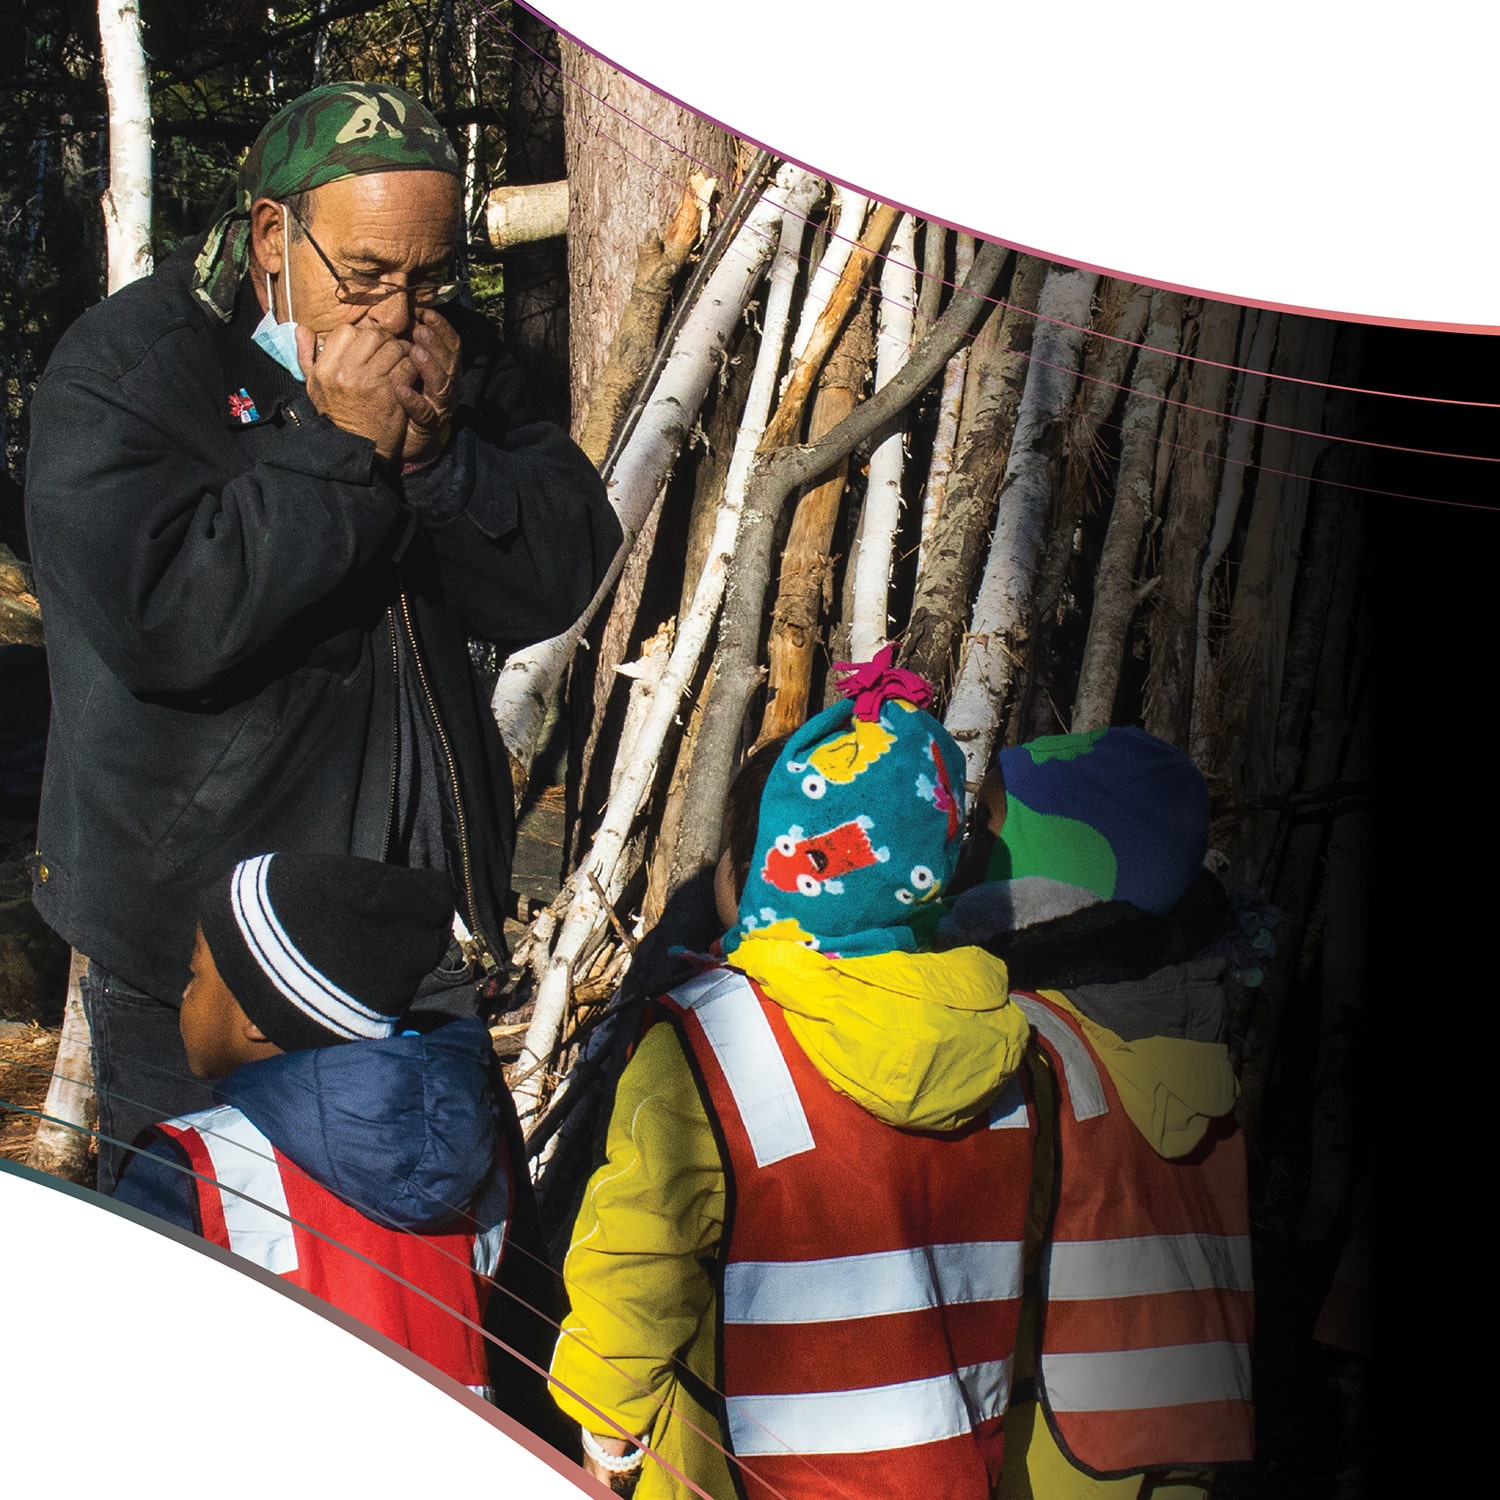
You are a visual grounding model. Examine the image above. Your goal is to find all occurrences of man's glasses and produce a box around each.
[283,202,463,308]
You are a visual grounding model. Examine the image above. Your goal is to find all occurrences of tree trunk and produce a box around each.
[503,7,570,427]
[1189,309,1278,777]
[560,38,737,444]
[943,265,1099,782]
[758,295,874,742]
[1018,278,1151,742]
[916,233,975,577]
[1070,290,1184,730]
[902,252,1046,693]
[492,169,808,779]
[1143,299,1242,746]
[848,213,918,660]
[508,169,818,1124]
[1237,485,1364,1143]
[98,0,152,293]
[674,240,1009,879]
[25,952,96,1185]
[576,170,816,844]
[1226,316,1338,883]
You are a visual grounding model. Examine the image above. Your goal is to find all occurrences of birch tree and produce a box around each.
[508,168,822,1125]
[847,212,917,660]
[491,168,815,781]
[943,265,1098,781]
[98,0,152,293]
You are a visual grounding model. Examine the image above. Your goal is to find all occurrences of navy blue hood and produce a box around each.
[215,1016,500,1232]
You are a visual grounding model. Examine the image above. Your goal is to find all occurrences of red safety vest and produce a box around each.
[158,1104,504,1394]
[1013,991,1255,1476]
[662,967,1035,1500]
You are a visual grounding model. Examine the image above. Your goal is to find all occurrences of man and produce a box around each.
[25,83,619,1191]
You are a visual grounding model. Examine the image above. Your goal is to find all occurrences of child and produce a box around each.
[114,851,555,1425]
[939,729,1256,1500]
[549,651,1034,1500]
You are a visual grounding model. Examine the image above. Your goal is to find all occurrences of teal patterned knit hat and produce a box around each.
[725,647,968,960]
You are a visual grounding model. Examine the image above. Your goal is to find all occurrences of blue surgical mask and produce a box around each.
[251,206,305,381]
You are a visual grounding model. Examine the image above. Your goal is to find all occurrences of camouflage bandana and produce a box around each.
[192,82,462,321]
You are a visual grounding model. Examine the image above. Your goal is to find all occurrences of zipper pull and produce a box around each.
[451,910,499,975]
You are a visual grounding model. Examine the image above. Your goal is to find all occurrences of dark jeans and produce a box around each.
[79,963,213,1194]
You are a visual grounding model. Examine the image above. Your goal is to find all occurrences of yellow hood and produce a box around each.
[1040,989,1239,1158]
[727,940,1028,1132]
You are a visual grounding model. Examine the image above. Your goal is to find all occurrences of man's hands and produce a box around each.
[393,308,462,470]
[297,308,459,470]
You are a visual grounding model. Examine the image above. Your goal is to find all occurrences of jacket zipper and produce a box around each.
[397,588,498,974]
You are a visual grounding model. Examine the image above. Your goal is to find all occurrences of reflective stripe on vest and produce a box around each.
[162,1103,297,1273]
[1043,1342,1252,1414]
[727,1356,1014,1457]
[670,967,815,1166]
[1047,1232,1252,1301]
[158,1104,495,1392]
[724,1240,1024,1325]
[664,969,1031,1500]
[1019,990,1254,1472]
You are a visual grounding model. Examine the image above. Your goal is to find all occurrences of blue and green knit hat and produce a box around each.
[725,647,968,960]
[988,726,1209,914]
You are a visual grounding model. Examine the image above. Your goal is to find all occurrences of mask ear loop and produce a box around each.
[266,203,296,327]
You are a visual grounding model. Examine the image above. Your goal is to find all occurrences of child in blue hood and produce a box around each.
[114,852,561,1437]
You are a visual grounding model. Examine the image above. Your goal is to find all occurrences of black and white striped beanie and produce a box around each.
[198,853,454,1052]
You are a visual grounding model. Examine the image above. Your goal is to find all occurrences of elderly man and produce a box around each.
[26,84,619,1191]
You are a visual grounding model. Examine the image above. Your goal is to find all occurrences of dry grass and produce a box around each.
[0,1025,60,1163]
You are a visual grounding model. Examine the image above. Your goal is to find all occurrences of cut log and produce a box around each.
[1018,278,1151,742]
[902,253,1045,694]
[509,168,822,1126]
[1070,290,1185,731]
[1189,309,1278,776]
[848,213,918,661]
[484,178,569,250]
[1143,299,1242,746]
[1224,315,1338,884]
[943,265,1100,784]
[1,543,43,647]
[758,296,874,742]
[492,166,812,780]
[916,233,975,578]
[673,238,1010,880]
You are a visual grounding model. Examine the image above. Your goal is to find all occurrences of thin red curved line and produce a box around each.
[488,0,1500,411]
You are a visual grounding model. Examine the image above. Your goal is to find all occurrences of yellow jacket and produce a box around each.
[549,939,1028,1500]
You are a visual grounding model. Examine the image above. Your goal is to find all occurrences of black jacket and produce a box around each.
[26,242,618,1000]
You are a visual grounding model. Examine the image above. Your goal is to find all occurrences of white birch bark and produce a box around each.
[782,188,869,385]
[98,0,153,293]
[510,168,821,1126]
[847,213,918,661]
[944,266,1098,783]
[491,165,816,777]
[916,233,975,577]
[25,952,96,1184]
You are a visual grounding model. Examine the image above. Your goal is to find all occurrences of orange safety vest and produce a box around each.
[1014,991,1254,1476]
[662,967,1036,1500]
[158,1104,505,1394]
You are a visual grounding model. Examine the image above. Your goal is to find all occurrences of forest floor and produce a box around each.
[0,1022,59,1164]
